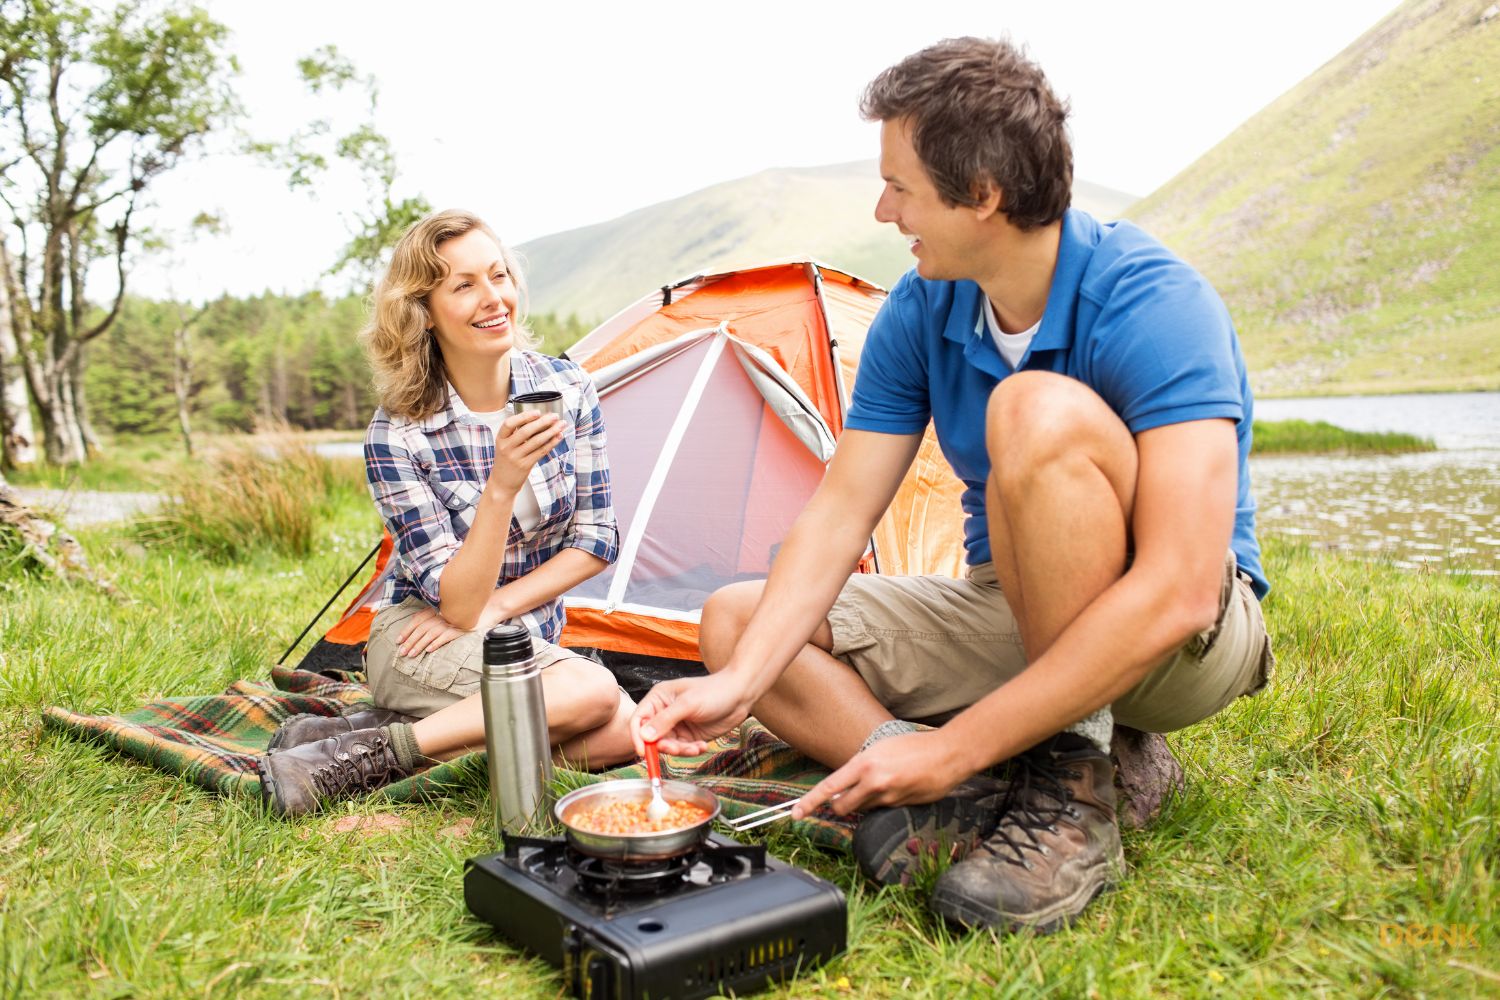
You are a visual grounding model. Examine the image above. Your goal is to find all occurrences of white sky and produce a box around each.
[132,0,1399,301]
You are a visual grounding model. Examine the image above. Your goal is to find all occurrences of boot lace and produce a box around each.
[309,735,404,799]
[979,752,1080,870]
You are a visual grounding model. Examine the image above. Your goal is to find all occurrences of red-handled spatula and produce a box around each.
[643,739,669,821]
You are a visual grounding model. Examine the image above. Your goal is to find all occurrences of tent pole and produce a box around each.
[276,539,382,666]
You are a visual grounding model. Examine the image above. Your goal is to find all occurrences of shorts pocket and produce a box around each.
[394,631,483,695]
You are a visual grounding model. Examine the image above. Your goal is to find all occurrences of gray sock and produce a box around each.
[1066,707,1114,755]
[385,722,422,769]
[860,719,920,753]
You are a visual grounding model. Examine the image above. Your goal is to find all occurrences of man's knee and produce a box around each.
[699,581,764,671]
[986,372,1136,493]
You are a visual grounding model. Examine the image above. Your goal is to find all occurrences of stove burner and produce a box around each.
[502,835,773,902]
[568,848,696,896]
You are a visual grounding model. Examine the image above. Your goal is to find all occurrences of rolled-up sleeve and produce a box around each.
[365,423,459,606]
[563,373,619,564]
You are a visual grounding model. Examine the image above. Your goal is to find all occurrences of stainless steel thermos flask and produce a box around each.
[480,623,553,837]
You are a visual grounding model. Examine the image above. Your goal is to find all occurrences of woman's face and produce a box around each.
[426,229,519,367]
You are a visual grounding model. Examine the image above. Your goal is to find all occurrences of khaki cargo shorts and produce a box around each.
[826,550,1273,733]
[363,598,581,718]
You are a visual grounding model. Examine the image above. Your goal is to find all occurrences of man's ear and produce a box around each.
[972,180,1003,221]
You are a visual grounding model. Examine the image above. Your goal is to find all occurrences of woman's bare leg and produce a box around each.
[410,657,621,761]
[556,689,638,770]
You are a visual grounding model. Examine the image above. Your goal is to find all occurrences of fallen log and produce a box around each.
[0,474,123,599]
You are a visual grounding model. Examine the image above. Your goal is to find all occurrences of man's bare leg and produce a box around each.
[699,581,892,769]
[985,371,1138,663]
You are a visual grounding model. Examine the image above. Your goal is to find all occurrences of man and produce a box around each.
[631,36,1272,933]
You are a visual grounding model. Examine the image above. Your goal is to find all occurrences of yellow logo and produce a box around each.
[1378,923,1479,948]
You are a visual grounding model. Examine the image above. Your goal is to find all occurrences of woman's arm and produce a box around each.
[399,548,607,657]
[437,410,563,629]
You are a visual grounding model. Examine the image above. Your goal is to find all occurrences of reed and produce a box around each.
[136,442,365,562]
[1252,418,1435,455]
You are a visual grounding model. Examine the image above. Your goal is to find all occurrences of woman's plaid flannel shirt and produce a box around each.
[363,351,619,644]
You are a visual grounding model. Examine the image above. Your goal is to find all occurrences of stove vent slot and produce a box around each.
[688,937,805,988]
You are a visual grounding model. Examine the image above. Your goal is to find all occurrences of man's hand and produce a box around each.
[490,411,564,493]
[397,606,468,657]
[792,730,969,818]
[630,672,757,757]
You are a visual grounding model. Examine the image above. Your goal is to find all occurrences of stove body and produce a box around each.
[464,833,847,1000]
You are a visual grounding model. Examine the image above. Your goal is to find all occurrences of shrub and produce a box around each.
[138,441,363,561]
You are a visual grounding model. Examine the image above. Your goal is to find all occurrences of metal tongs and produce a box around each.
[723,792,840,833]
[723,796,806,833]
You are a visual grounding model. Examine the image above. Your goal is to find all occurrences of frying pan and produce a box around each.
[553,779,722,861]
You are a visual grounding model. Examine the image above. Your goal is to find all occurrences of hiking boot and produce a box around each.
[259,727,413,817]
[1110,724,1185,830]
[853,769,1010,887]
[931,734,1124,933]
[267,708,419,752]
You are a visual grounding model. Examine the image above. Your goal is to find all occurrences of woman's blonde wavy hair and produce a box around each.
[361,209,534,421]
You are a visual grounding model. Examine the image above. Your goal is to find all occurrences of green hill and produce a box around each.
[518,160,1136,322]
[1130,0,1500,396]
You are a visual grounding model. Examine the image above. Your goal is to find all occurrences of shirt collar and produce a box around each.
[1030,208,1099,353]
[951,208,1101,360]
[411,350,538,432]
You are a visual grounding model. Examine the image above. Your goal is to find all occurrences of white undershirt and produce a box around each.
[982,297,1041,371]
[471,406,543,533]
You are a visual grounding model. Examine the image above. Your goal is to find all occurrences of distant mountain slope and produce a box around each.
[519,161,1136,322]
[1130,0,1500,395]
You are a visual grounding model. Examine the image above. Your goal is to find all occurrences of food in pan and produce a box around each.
[568,798,713,835]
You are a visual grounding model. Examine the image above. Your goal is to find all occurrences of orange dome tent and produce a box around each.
[288,260,965,676]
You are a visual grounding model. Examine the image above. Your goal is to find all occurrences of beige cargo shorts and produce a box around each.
[363,598,580,718]
[825,550,1273,733]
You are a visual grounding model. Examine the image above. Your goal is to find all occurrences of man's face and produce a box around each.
[874,118,984,282]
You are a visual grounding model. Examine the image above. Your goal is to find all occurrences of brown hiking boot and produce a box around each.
[853,769,1010,886]
[267,708,419,752]
[931,734,1124,933]
[1110,724,1185,830]
[259,727,414,817]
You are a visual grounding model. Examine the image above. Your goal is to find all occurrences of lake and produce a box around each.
[1252,392,1500,578]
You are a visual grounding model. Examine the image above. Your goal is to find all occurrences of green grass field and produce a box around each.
[1,460,1496,998]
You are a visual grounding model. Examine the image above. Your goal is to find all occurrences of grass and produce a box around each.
[137,443,367,562]
[1252,419,1436,455]
[1,461,1497,996]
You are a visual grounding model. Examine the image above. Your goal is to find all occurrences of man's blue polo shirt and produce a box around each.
[846,208,1267,598]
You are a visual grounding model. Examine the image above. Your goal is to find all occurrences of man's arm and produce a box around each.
[631,428,923,754]
[796,417,1237,814]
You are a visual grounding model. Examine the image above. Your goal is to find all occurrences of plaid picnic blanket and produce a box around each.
[40,666,855,849]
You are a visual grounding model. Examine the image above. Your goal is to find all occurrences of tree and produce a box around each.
[0,0,237,465]
[0,237,36,466]
[253,45,430,291]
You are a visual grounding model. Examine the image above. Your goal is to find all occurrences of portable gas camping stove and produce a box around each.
[464,832,847,1000]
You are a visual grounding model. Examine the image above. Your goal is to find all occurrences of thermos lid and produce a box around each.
[483,623,534,665]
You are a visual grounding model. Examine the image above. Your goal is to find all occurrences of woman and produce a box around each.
[261,209,635,817]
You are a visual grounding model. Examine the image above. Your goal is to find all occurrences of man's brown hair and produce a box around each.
[860,36,1072,230]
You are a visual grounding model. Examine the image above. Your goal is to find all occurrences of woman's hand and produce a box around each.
[490,411,564,494]
[397,606,468,657]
